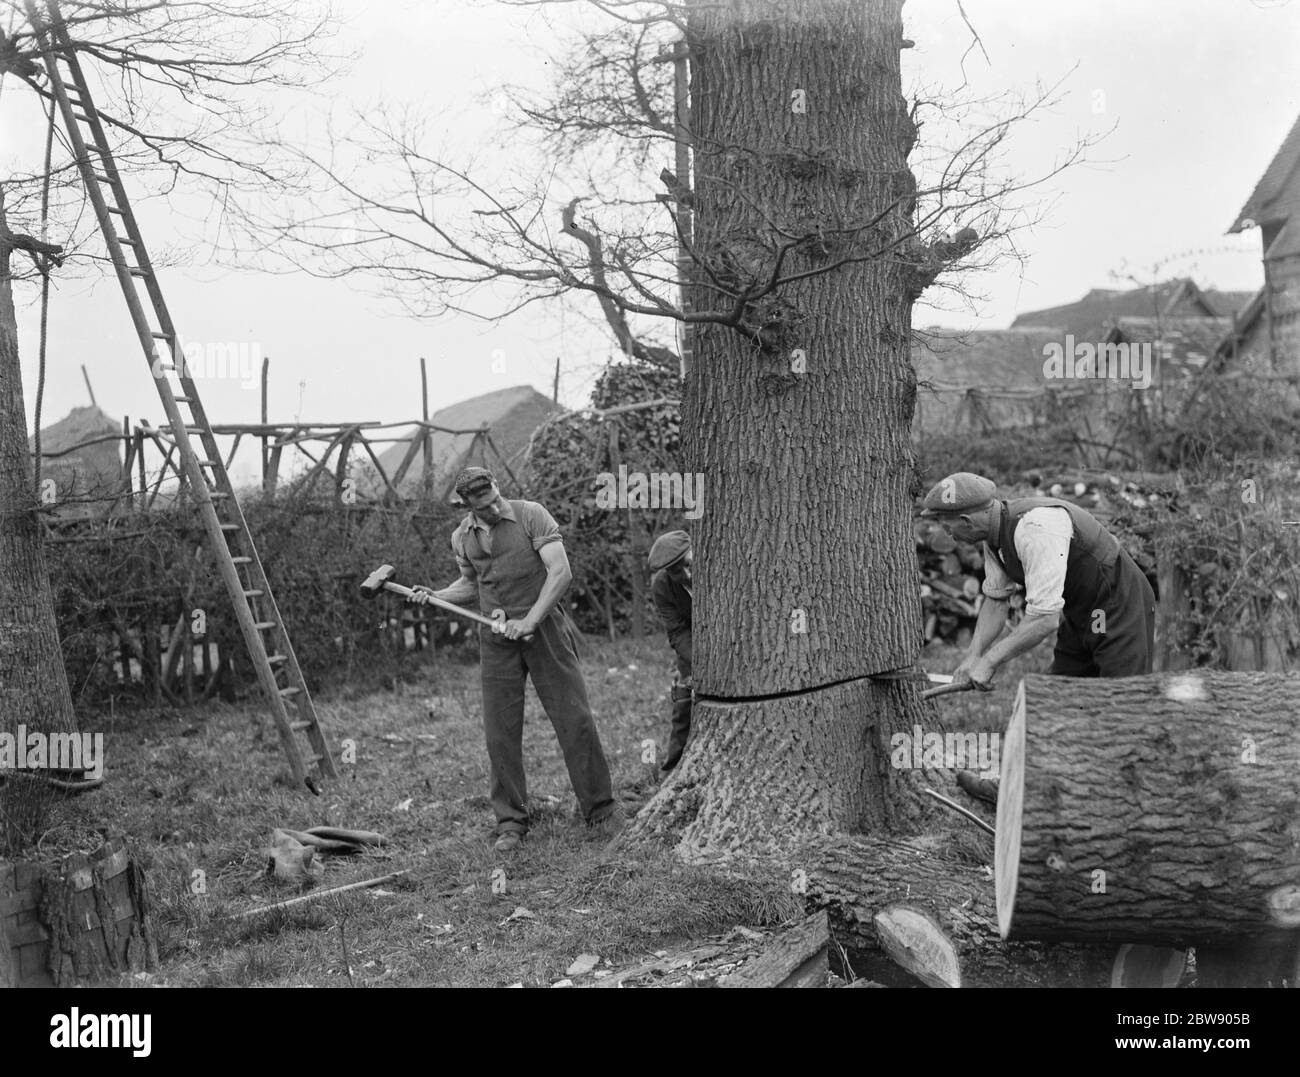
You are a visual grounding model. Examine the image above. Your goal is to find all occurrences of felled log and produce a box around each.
[796,835,1115,987]
[717,911,828,988]
[996,672,1300,948]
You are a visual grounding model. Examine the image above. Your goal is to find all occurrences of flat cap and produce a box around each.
[647,529,690,573]
[452,466,496,498]
[919,472,996,516]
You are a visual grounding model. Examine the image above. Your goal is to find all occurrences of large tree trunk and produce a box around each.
[626,0,933,852]
[0,191,79,855]
[997,673,1300,948]
[609,0,1120,987]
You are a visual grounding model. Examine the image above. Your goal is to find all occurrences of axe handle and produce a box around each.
[922,680,979,700]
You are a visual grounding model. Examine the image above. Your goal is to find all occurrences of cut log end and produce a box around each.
[872,905,961,988]
[994,679,1026,939]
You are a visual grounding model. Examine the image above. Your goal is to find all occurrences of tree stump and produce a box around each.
[996,672,1300,949]
[0,838,157,987]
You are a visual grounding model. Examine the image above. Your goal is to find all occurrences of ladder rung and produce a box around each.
[47,30,333,790]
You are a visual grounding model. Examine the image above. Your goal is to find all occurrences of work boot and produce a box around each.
[493,831,524,853]
[957,771,999,806]
[586,805,625,839]
[660,686,693,773]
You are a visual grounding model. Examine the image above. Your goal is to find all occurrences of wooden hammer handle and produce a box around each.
[401,585,534,641]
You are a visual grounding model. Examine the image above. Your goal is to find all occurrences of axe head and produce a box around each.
[360,563,397,599]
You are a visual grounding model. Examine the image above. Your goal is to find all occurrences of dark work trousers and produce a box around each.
[479,609,615,834]
[1048,553,1156,677]
[662,681,692,772]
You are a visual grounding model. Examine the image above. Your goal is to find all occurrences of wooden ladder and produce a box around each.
[27,0,335,793]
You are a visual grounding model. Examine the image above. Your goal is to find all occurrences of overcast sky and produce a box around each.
[3,0,1298,483]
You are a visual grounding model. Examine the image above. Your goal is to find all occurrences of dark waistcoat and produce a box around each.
[987,497,1121,628]
[460,505,551,618]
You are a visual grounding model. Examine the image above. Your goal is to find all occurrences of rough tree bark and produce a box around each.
[624,0,936,853]
[997,672,1300,947]
[0,190,80,855]
[611,0,1120,985]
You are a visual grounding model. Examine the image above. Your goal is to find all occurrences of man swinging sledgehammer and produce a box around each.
[408,468,620,852]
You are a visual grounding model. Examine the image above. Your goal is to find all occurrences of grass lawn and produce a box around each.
[36,632,1052,987]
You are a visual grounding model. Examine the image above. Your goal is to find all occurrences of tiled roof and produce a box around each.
[1105,317,1231,370]
[1202,289,1257,318]
[1010,279,1217,340]
[912,327,1067,392]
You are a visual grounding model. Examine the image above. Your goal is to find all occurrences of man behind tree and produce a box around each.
[920,472,1156,801]
[412,468,618,852]
[647,530,693,772]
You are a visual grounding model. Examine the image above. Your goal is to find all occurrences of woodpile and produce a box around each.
[914,519,988,648]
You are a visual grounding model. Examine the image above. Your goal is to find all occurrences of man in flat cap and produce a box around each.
[647,530,693,772]
[921,472,1156,799]
[411,468,618,852]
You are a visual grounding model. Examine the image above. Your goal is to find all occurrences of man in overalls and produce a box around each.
[920,472,1156,801]
[647,530,693,772]
[413,468,618,852]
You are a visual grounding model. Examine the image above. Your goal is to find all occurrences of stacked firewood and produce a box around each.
[914,519,988,647]
[1021,469,1175,583]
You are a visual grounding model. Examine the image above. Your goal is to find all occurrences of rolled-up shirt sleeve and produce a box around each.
[1015,507,1072,616]
[451,523,477,579]
[517,501,563,551]
[981,542,1020,601]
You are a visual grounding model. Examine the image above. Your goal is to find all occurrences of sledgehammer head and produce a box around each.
[360,563,397,599]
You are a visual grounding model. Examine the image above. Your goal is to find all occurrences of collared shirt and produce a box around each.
[451,499,562,575]
[981,506,1072,616]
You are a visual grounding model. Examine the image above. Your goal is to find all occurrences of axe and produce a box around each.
[870,668,982,700]
[359,564,533,641]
